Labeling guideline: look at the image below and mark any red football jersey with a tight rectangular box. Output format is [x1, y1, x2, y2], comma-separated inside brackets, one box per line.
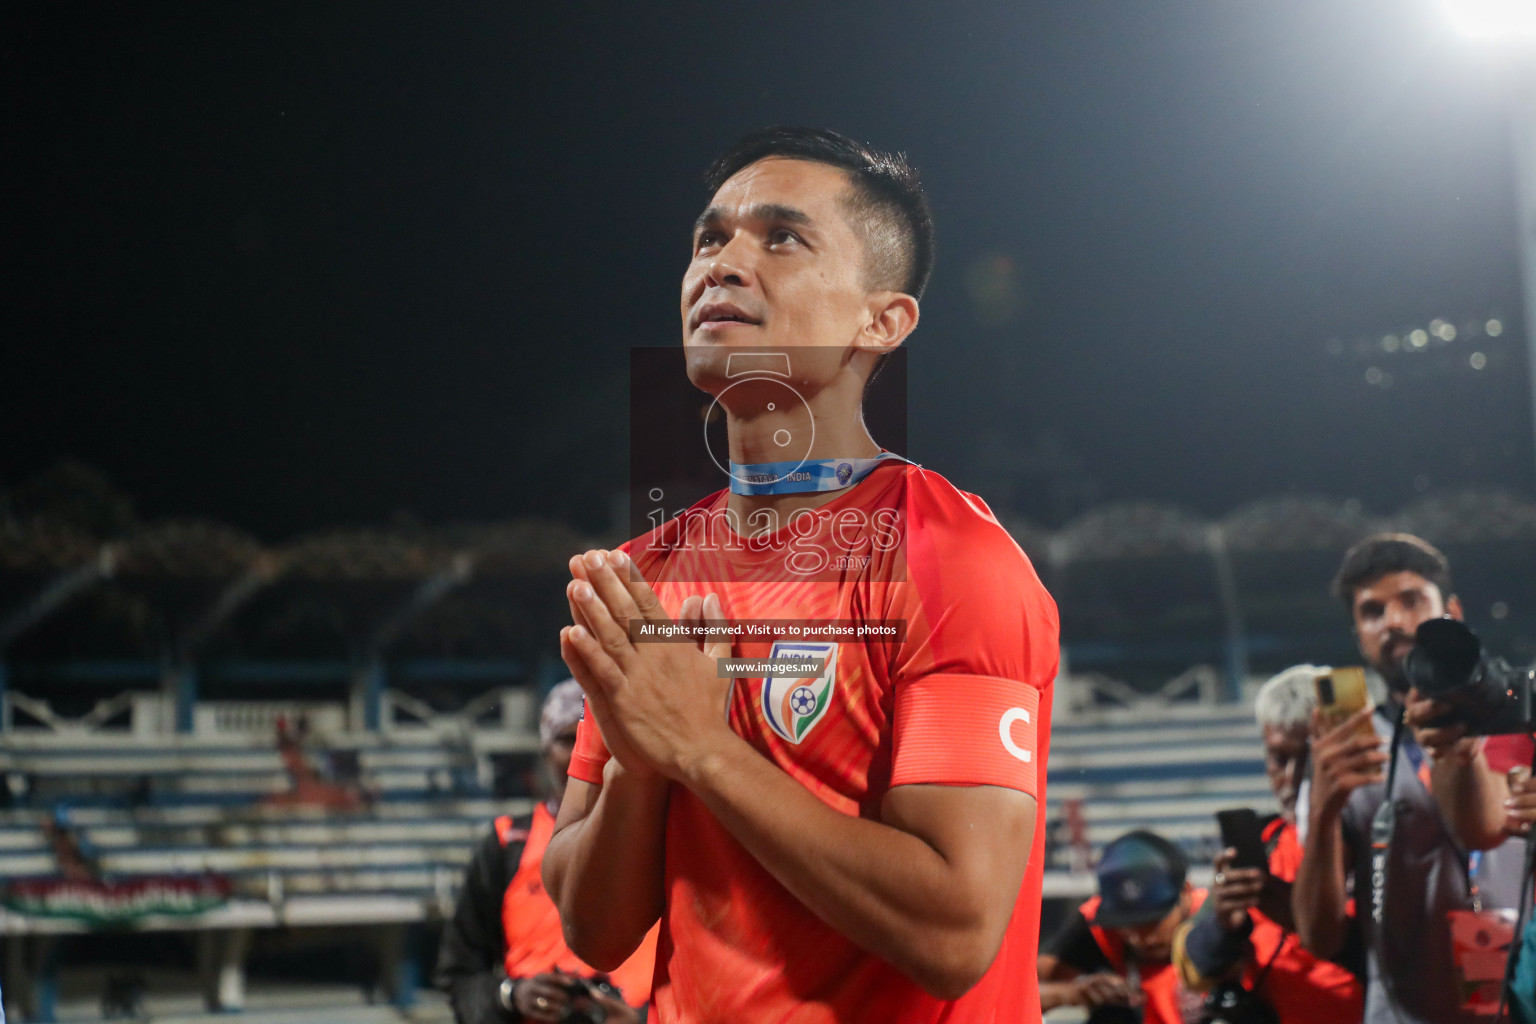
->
[569, 461, 1059, 1023]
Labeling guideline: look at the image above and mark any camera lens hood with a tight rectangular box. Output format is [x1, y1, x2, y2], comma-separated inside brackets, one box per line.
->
[1406, 617, 1482, 697]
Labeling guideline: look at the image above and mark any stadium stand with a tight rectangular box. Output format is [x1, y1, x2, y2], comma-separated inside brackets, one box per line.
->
[1042, 704, 1269, 892]
[0, 711, 542, 1020]
[0, 706, 1273, 1018]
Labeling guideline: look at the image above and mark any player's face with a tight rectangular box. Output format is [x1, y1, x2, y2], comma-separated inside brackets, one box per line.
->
[681, 157, 880, 394]
[1351, 571, 1460, 691]
[1263, 722, 1308, 824]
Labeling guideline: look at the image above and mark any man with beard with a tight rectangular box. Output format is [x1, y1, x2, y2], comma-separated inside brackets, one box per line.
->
[1293, 534, 1502, 1023]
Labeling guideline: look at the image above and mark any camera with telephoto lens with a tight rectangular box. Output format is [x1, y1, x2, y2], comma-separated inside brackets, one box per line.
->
[557, 975, 622, 1024]
[1403, 617, 1536, 736]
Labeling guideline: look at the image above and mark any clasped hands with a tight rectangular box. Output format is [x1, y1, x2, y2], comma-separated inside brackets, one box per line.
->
[558, 548, 738, 782]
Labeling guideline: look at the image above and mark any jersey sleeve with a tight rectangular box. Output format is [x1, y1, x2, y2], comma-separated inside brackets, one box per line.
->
[568, 698, 611, 785]
[887, 484, 1060, 797]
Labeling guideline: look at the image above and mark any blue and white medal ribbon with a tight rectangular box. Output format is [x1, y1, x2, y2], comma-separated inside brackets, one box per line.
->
[728, 451, 908, 496]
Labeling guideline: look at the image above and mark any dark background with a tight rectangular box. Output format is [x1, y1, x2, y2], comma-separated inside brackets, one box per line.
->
[4, 1, 1531, 539]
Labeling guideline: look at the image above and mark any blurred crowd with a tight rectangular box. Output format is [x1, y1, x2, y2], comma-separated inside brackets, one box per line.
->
[1037, 532, 1536, 1024]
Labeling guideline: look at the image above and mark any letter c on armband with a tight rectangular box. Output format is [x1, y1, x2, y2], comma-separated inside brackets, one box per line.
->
[999, 707, 1033, 763]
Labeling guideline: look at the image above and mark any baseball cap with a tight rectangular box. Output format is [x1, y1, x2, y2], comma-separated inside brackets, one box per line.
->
[1093, 830, 1188, 929]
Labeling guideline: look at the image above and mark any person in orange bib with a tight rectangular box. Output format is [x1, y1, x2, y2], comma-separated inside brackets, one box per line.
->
[436, 680, 656, 1023]
[1040, 830, 1208, 1024]
[1173, 665, 1364, 1024]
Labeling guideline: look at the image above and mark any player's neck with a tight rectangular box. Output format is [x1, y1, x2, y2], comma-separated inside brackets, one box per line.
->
[723, 400, 881, 532]
[725, 399, 879, 466]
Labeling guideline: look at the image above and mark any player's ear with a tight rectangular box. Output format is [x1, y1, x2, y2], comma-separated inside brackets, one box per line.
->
[859, 291, 919, 357]
[1445, 594, 1465, 621]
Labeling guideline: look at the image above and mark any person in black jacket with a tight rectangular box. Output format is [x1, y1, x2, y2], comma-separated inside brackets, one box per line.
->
[435, 681, 649, 1023]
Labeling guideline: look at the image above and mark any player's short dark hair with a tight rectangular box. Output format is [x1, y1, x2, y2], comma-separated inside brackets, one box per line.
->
[704, 126, 935, 300]
[1332, 533, 1455, 611]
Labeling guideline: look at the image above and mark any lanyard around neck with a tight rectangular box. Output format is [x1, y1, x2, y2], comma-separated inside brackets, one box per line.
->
[728, 452, 907, 496]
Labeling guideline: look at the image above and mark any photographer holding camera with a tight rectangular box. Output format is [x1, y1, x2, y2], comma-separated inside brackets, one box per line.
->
[1398, 594, 1536, 1019]
[1294, 534, 1524, 1023]
[435, 681, 654, 1023]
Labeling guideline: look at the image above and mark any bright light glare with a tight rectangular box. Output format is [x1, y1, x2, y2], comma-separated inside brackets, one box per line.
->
[1440, 0, 1536, 38]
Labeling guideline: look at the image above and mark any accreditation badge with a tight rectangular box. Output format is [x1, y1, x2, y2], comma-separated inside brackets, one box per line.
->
[1448, 907, 1519, 1015]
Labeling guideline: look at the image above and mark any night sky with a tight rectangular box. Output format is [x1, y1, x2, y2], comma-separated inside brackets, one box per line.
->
[4, 1, 1532, 540]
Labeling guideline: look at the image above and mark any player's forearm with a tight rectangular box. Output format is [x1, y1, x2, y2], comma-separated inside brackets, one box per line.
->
[543, 768, 669, 970]
[677, 734, 1021, 999]
[1292, 806, 1350, 957]
[1430, 749, 1508, 851]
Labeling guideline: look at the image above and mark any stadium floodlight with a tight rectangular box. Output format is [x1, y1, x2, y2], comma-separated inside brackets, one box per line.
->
[1435, 1, 1536, 486]
[1439, 0, 1536, 39]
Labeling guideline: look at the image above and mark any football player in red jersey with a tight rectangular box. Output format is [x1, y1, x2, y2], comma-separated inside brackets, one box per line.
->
[542, 127, 1060, 1023]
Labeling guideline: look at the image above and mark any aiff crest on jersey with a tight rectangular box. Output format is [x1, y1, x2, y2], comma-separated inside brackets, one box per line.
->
[762, 641, 838, 743]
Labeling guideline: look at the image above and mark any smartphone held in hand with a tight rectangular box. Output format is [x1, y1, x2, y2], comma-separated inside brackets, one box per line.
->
[1314, 667, 1375, 738]
[1215, 808, 1269, 873]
